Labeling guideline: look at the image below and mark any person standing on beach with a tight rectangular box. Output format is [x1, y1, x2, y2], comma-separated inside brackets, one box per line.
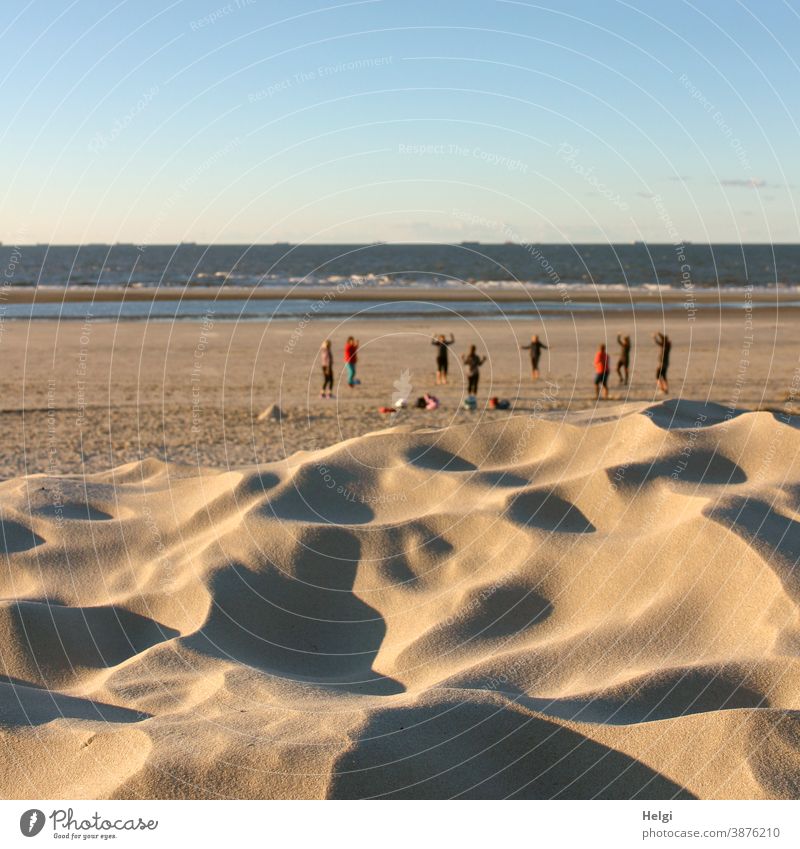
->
[463, 345, 487, 395]
[344, 336, 360, 387]
[594, 343, 610, 400]
[432, 333, 455, 384]
[520, 334, 548, 380]
[320, 339, 334, 398]
[616, 334, 631, 385]
[654, 332, 671, 394]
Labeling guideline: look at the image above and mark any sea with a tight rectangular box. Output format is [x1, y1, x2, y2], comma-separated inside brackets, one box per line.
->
[0, 242, 796, 321]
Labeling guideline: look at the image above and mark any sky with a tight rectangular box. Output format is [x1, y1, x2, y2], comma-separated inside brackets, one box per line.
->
[2, 0, 800, 244]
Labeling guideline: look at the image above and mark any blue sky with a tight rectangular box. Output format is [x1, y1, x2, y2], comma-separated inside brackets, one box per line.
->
[2, 0, 799, 243]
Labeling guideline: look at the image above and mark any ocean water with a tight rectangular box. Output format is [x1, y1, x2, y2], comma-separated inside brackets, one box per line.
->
[0, 243, 796, 319]
[0, 297, 751, 322]
[2, 243, 797, 289]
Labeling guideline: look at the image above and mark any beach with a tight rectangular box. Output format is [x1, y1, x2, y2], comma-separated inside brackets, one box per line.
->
[0, 306, 793, 477]
[4, 0, 800, 823]
[2, 308, 800, 799]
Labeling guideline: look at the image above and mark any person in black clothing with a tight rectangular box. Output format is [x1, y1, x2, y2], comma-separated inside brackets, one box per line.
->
[320, 339, 334, 398]
[432, 333, 455, 384]
[654, 332, 671, 394]
[616, 334, 631, 385]
[462, 344, 486, 395]
[520, 334, 548, 380]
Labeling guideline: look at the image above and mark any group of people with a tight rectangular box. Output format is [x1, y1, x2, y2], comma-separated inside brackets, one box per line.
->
[319, 330, 672, 401]
[414, 335, 491, 396]
[592, 332, 670, 399]
[319, 333, 492, 398]
[319, 336, 360, 398]
[513, 331, 670, 400]
[431, 334, 486, 394]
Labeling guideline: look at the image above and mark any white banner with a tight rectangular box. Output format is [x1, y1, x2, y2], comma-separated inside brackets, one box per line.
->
[0, 800, 796, 848]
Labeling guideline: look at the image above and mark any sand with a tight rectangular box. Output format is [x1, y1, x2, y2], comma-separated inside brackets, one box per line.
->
[7, 283, 798, 304]
[0, 310, 795, 477]
[2, 312, 800, 798]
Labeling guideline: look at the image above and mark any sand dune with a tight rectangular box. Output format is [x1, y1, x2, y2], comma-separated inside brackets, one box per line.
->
[2, 399, 800, 799]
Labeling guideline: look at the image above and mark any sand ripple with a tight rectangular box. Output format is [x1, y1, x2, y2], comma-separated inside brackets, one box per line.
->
[1, 400, 800, 798]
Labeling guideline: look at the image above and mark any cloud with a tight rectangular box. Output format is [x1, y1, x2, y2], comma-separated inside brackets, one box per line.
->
[720, 178, 767, 188]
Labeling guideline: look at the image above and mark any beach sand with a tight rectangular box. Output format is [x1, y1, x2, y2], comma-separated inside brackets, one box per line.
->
[0, 309, 794, 476]
[1, 311, 800, 798]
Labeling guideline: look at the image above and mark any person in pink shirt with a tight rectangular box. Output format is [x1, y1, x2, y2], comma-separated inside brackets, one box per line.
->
[594, 343, 610, 400]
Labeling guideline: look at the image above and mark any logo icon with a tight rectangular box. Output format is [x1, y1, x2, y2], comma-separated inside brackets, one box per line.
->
[19, 809, 46, 837]
[392, 369, 412, 407]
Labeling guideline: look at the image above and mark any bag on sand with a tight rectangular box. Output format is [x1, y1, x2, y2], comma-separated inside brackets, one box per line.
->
[463, 395, 477, 410]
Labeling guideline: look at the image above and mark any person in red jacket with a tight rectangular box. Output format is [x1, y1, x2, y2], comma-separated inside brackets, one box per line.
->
[344, 336, 360, 387]
[594, 343, 610, 400]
